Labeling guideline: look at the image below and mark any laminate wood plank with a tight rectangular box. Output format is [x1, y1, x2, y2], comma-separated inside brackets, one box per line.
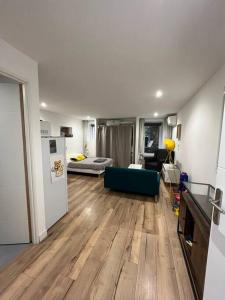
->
[24, 237, 68, 278]
[156, 235, 180, 300]
[0, 241, 53, 293]
[130, 203, 144, 264]
[42, 274, 73, 300]
[0, 273, 33, 300]
[20, 233, 93, 299]
[68, 177, 98, 202]
[18, 202, 115, 299]
[0, 192, 107, 298]
[0, 175, 194, 300]
[87, 204, 137, 300]
[114, 261, 138, 300]
[22, 190, 120, 299]
[67, 182, 96, 209]
[67, 198, 133, 299]
[62, 193, 108, 238]
[120, 200, 140, 263]
[65, 196, 133, 299]
[143, 201, 156, 234]
[69, 208, 113, 280]
[135, 233, 157, 300]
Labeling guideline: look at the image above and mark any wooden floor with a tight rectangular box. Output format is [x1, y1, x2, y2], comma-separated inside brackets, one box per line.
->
[0, 174, 194, 300]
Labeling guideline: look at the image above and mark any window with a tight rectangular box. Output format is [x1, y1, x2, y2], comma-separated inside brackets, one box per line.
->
[144, 122, 162, 152]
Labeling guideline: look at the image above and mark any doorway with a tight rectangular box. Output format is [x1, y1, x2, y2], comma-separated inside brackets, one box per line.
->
[0, 74, 31, 269]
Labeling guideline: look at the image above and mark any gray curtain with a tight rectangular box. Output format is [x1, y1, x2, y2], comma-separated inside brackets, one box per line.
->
[138, 118, 145, 155]
[83, 120, 88, 153]
[115, 125, 133, 167]
[96, 124, 134, 167]
[96, 125, 107, 157]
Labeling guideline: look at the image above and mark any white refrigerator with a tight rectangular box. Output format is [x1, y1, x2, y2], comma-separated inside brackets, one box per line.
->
[42, 137, 68, 230]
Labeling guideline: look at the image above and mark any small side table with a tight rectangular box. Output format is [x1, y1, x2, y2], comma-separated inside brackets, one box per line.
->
[162, 163, 180, 184]
[128, 164, 142, 169]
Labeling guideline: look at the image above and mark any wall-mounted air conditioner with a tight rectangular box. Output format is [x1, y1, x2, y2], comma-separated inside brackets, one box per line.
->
[106, 120, 120, 126]
[167, 115, 177, 127]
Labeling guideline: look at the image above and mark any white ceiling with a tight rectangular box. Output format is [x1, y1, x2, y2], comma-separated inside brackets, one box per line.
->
[0, 0, 225, 118]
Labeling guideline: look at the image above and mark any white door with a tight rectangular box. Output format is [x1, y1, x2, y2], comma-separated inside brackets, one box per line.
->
[0, 83, 30, 244]
[204, 98, 225, 299]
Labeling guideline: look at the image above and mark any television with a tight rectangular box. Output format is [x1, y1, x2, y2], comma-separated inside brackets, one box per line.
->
[60, 126, 73, 137]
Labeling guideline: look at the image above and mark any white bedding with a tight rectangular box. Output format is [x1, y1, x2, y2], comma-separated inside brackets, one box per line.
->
[67, 156, 113, 174]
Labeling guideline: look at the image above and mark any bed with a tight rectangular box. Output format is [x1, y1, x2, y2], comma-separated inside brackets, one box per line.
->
[67, 157, 113, 176]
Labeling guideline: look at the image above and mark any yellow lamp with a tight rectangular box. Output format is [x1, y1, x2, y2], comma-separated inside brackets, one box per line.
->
[164, 139, 175, 151]
[164, 139, 175, 164]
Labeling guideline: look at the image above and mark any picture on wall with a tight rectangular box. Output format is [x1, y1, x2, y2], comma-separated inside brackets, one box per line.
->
[60, 126, 73, 137]
[177, 124, 182, 140]
[50, 155, 65, 183]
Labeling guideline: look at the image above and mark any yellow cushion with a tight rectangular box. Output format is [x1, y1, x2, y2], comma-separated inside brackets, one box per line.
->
[75, 153, 86, 161]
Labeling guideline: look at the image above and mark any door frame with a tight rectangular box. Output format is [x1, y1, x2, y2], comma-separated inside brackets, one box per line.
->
[0, 70, 39, 244]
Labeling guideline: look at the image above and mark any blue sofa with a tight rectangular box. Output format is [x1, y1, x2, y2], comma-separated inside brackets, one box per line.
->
[104, 166, 160, 199]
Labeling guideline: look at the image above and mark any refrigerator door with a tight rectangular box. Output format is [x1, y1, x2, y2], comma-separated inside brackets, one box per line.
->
[42, 137, 68, 229]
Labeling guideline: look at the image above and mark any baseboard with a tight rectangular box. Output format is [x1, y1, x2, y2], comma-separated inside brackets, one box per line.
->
[39, 229, 48, 242]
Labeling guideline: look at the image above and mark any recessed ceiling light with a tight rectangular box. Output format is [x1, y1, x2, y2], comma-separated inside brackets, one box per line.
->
[154, 112, 159, 117]
[41, 102, 47, 108]
[87, 116, 90, 119]
[155, 90, 163, 98]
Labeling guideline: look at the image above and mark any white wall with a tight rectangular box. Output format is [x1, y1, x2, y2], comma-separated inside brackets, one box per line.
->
[0, 38, 46, 243]
[40, 110, 83, 156]
[173, 64, 225, 186]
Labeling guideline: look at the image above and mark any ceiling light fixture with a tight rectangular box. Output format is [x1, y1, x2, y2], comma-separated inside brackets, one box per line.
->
[87, 116, 90, 119]
[41, 102, 47, 108]
[154, 112, 159, 117]
[155, 90, 163, 98]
